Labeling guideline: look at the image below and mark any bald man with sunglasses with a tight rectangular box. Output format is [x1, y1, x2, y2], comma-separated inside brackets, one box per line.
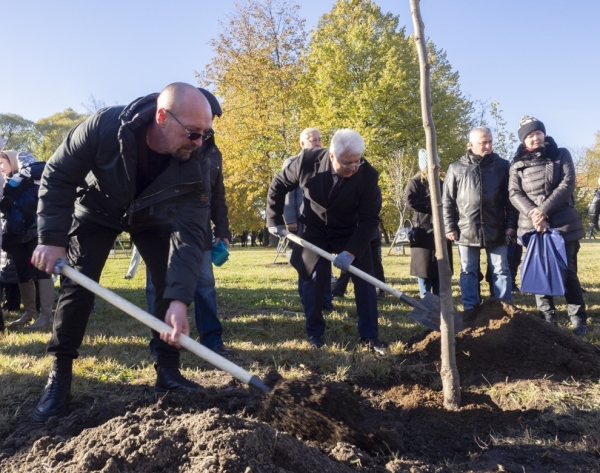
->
[31, 83, 214, 422]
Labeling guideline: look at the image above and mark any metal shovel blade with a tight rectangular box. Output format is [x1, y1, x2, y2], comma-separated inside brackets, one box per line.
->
[406, 292, 463, 333]
[53, 260, 271, 394]
[282, 230, 462, 333]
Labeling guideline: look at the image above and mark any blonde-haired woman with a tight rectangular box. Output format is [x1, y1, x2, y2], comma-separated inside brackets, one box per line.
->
[0, 151, 54, 330]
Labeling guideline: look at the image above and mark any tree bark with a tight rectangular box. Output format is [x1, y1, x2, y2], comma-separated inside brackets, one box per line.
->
[409, 0, 461, 410]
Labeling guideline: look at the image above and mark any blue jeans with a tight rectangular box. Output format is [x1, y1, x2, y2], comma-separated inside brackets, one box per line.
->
[417, 277, 440, 298]
[458, 244, 511, 309]
[146, 249, 223, 349]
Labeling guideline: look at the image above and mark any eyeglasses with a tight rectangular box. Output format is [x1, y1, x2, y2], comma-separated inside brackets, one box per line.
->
[166, 110, 214, 141]
[336, 157, 364, 170]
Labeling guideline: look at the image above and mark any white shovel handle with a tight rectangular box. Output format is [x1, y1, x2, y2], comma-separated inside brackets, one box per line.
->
[57, 261, 270, 393]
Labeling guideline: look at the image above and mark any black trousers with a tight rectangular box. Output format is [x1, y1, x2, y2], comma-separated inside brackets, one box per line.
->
[48, 217, 182, 371]
[535, 240, 586, 320]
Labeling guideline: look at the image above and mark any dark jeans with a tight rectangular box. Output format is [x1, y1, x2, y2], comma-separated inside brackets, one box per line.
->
[48, 218, 182, 371]
[303, 253, 378, 339]
[535, 240, 586, 320]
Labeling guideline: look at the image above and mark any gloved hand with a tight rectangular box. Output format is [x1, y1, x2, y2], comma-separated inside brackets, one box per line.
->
[268, 225, 286, 237]
[333, 251, 354, 271]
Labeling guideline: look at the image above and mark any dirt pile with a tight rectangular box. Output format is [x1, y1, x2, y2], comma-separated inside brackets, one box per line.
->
[409, 298, 600, 384]
[2, 299, 600, 472]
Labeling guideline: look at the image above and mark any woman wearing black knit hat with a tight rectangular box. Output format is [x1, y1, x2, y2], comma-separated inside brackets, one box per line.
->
[508, 116, 588, 335]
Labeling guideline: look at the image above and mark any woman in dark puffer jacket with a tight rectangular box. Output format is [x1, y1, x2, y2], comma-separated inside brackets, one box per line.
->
[508, 116, 587, 335]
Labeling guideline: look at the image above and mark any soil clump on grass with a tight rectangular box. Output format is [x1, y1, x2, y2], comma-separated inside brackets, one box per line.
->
[1, 299, 600, 472]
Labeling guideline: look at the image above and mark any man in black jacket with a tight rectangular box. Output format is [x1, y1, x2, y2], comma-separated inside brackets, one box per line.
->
[267, 129, 385, 354]
[145, 88, 233, 357]
[443, 126, 517, 312]
[31, 82, 213, 421]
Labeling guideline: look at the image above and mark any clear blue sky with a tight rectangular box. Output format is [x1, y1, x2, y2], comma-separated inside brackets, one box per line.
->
[3, 0, 599, 151]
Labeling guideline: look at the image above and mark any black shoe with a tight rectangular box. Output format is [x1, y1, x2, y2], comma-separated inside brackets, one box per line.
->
[33, 370, 72, 422]
[155, 365, 203, 393]
[210, 344, 234, 357]
[124, 275, 133, 280]
[360, 337, 388, 356]
[308, 335, 325, 349]
[323, 302, 335, 312]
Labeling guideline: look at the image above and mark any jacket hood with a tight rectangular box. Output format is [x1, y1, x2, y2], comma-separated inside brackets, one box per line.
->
[118, 93, 159, 129]
[0, 150, 19, 175]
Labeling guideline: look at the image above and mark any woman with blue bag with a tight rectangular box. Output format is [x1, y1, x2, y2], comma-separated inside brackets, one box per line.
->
[509, 117, 588, 335]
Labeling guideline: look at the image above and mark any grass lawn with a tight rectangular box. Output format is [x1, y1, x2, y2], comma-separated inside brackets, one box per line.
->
[1, 240, 599, 431]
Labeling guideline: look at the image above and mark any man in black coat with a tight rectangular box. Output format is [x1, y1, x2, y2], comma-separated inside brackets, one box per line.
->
[32, 83, 214, 421]
[267, 129, 385, 354]
[443, 126, 517, 312]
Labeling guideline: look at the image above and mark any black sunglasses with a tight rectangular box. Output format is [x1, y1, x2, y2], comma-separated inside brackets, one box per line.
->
[166, 110, 214, 141]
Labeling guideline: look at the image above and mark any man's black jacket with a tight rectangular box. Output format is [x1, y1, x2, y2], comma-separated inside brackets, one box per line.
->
[37, 93, 211, 304]
[266, 147, 380, 277]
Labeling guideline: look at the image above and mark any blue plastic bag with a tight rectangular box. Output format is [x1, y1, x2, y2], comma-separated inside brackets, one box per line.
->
[211, 239, 230, 267]
[519, 229, 567, 296]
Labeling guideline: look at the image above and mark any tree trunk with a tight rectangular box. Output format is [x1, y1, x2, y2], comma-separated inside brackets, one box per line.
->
[410, 0, 461, 410]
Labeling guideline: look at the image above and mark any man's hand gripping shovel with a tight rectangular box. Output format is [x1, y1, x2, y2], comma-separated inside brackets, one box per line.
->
[282, 231, 462, 333]
[51, 259, 272, 393]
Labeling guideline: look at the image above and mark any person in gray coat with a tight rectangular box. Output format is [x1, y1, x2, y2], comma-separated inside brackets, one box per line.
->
[509, 116, 588, 335]
[443, 126, 517, 312]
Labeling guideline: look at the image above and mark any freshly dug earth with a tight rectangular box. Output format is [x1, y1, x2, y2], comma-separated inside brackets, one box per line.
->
[2, 299, 600, 472]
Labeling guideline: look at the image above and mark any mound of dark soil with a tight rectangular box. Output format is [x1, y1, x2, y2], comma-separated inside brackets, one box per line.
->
[409, 298, 600, 385]
[2, 299, 599, 472]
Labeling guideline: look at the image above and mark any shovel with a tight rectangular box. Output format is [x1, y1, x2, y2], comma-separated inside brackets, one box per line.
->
[53, 260, 271, 393]
[282, 230, 462, 332]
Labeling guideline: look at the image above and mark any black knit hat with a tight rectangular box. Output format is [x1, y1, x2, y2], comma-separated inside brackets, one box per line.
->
[518, 116, 546, 143]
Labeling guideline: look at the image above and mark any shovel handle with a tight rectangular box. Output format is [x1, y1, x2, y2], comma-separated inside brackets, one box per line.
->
[56, 261, 270, 393]
[282, 231, 430, 313]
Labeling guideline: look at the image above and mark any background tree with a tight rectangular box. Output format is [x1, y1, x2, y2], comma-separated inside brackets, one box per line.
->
[33, 109, 88, 161]
[0, 113, 37, 152]
[573, 132, 600, 219]
[473, 100, 517, 160]
[299, 0, 473, 233]
[81, 95, 107, 114]
[197, 0, 307, 235]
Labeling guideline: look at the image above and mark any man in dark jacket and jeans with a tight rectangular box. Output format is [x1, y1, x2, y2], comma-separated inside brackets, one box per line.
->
[443, 126, 518, 312]
[31, 83, 214, 421]
[267, 129, 385, 355]
[509, 116, 588, 335]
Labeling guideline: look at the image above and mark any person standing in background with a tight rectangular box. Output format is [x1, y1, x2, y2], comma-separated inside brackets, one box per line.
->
[405, 150, 452, 298]
[509, 116, 588, 335]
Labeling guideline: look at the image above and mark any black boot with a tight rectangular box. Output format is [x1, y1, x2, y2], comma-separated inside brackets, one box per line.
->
[33, 370, 72, 421]
[571, 316, 589, 336]
[155, 365, 202, 393]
